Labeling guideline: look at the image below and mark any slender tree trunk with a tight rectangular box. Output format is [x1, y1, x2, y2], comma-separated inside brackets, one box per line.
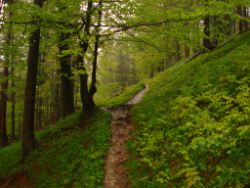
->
[74, 78, 78, 109]
[0, 65, 8, 147]
[22, 0, 44, 159]
[89, 0, 103, 110]
[184, 46, 190, 58]
[58, 33, 75, 118]
[11, 66, 15, 139]
[175, 42, 181, 61]
[237, 6, 248, 33]
[46, 97, 49, 125]
[54, 79, 60, 120]
[0, 0, 14, 147]
[203, 15, 213, 50]
[78, 0, 93, 115]
[77, 55, 91, 114]
[238, 6, 244, 33]
[242, 6, 248, 31]
[10, 7, 15, 140]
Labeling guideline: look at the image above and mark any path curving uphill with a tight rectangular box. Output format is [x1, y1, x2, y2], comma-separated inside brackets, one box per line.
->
[104, 85, 149, 188]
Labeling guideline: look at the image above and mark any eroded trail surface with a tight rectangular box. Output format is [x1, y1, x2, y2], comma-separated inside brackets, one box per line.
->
[104, 86, 149, 188]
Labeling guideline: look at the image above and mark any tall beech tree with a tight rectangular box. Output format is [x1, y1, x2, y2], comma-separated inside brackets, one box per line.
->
[22, 0, 44, 159]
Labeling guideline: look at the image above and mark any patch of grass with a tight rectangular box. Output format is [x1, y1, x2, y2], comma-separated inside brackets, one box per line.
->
[97, 82, 145, 107]
[128, 31, 250, 187]
[0, 143, 22, 178]
[0, 111, 112, 188]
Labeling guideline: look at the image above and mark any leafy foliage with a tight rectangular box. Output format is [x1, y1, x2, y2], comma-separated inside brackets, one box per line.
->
[128, 31, 250, 188]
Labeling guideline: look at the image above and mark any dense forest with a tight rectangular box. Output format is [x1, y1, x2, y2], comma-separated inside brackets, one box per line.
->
[0, 0, 249, 187]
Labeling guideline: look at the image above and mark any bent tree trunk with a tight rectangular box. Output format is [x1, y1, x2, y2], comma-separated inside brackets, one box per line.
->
[58, 33, 75, 118]
[22, 0, 43, 159]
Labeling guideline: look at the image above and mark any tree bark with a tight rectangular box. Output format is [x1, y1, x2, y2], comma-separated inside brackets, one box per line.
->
[0, 0, 14, 147]
[203, 15, 212, 50]
[58, 33, 75, 118]
[89, 0, 103, 109]
[54, 78, 60, 120]
[242, 6, 248, 31]
[238, 6, 244, 33]
[11, 66, 15, 139]
[78, 0, 93, 115]
[77, 55, 91, 114]
[0, 65, 8, 147]
[175, 42, 181, 61]
[184, 45, 190, 58]
[22, 0, 43, 159]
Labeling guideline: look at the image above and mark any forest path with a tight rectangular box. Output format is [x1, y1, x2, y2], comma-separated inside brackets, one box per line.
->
[104, 85, 149, 188]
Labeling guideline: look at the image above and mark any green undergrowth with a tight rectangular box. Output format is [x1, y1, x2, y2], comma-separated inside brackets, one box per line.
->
[0, 111, 111, 187]
[96, 82, 145, 108]
[128, 31, 250, 187]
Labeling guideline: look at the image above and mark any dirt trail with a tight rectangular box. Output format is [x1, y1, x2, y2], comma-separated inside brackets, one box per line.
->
[104, 85, 149, 188]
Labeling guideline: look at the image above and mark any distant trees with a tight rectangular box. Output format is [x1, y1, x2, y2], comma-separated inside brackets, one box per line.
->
[238, 6, 249, 32]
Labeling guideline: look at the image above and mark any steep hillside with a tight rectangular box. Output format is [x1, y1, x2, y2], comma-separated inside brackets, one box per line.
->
[0, 111, 111, 188]
[128, 31, 250, 187]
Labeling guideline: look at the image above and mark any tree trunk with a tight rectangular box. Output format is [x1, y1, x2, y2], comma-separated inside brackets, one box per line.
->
[78, 0, 93, 115]
[54, 79, 60, 120]
[0, 0, 14, 147]
[0, 66, 8, 147]
[175, 42, 181, 61]
[77, 55, 91, 114]
[238, 6, 244, 33]
[242, 6, 248, 31]
[22, 0, 43, 159]
[89, 0, 103, 110]
[237, 6, 248, 33]
[184, 45, 190, 58]
[11, 66, 15, 139]
[58, 33, 75, 118]
[203, 15, 213, 50]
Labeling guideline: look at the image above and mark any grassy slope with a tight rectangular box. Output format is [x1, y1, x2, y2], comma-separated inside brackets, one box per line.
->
[96, 83, 145, 108]
[128, 31, 250, 188]
[0, 111, 111, 188]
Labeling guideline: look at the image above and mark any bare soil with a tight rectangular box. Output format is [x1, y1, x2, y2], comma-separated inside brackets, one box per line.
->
[104, 86, 149, 188]
[0, 171, 33, 188]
